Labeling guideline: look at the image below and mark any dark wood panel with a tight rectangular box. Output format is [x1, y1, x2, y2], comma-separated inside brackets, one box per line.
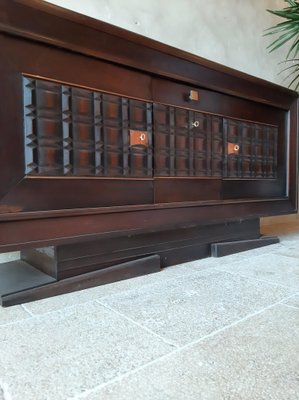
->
[211, 236, 279, 257]
[0, 38, 25, 200]
[154, 104, 223, 177]
[59, 239, 210, 275]
[57, 244, 210, 279]
[288, 99, 299, 207]
[0, 178, 154, 212]
[57, 218, 259, 278]
[0, 200, 294, 253]
[154, 178, 222, 203]
[222, 180, 285, 199]
[222, 111, 288, 199]
[223, 118, 278, 179]
[56, 218, 259, 260]
[0, 35, 152, 101]
[1, 255, 161, 307]
[0, 34, 153, 205]
[152, 79, 288, 198]
[22, 219, 260, 279]
[152, 79, 286, 125]
[24, 76, 153, 178]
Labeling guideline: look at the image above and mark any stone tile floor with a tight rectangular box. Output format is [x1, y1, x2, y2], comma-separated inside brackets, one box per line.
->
[0, 221, 299, 399]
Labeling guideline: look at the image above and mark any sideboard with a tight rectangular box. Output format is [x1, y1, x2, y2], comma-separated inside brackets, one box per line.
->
[0, 0, 297, 306]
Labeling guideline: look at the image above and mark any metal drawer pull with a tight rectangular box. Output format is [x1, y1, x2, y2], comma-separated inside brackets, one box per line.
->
[192, 121, 200, 128]
[130, 130, 149, 146]
[189, 90, 199, 101]
[227, 142, 240, 154]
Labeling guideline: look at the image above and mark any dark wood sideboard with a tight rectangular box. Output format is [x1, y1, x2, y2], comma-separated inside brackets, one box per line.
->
[0, 0, 297, 306]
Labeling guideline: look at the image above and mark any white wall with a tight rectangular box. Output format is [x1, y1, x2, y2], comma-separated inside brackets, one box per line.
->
[44, 0, 288, 86]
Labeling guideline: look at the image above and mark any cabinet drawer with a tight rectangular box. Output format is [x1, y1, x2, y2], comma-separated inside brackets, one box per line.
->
[152, 78, 285, 126]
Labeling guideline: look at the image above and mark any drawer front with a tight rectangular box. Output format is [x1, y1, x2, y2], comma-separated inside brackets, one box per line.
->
[152, 78, 284, 125]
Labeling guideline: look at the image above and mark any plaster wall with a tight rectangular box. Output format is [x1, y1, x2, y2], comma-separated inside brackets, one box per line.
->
[44, 0, 288, 86]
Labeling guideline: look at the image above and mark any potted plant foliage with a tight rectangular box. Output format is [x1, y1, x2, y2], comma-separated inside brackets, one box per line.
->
[265, 0, 299, 89]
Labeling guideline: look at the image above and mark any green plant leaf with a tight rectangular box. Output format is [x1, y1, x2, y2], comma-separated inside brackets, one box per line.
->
[267, 30, 299, 52]
[265, 0, 299, 89]
[278, 62, 299, 74]
[264, 20, 299, 35]
[287, 71, 299, 88]
[280, 66, 299, 83]
[268, 9, 299, 21]
[286, 37, 299, 58]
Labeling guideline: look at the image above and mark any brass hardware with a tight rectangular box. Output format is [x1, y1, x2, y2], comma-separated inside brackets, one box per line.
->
[130, 130, 149, 147]
[227, 142, 240, 155]
[192, 121, 200, 128]
[189, 90, 199, 101]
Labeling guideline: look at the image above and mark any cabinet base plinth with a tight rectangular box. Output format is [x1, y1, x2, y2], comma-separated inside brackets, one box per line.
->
[0, 218, 269, 307]
[0, 255, 161, 307]
[211, 236, 280, 257]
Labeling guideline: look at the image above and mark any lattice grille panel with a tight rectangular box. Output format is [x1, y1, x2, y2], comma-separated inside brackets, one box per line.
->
[23, 77, 278, 180]
[223, 118, 278, 179]
[154, 104, 223, 177]
[23, 77, 153, 177]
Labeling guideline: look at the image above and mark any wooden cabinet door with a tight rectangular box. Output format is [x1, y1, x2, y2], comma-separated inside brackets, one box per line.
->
[0, 36, 155, 214]
[153, 102, 222, 203]
[152, 78, 288, 203]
